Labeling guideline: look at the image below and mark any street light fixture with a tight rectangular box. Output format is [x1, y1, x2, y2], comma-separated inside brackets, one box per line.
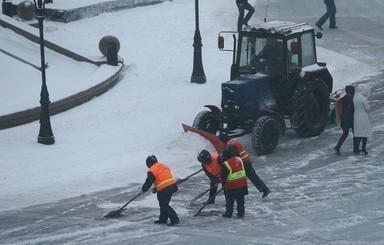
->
[34, 0, 55, 145]
[191, 0, 206, 84]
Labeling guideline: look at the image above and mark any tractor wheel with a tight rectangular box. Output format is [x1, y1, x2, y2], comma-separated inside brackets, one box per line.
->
[252, 115, 280, 155]
[290, 78, 330, 137]
[192, 111, 220, 134]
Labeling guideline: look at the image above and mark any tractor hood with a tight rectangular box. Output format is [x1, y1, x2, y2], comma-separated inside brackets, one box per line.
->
[221, 73, 277, 112]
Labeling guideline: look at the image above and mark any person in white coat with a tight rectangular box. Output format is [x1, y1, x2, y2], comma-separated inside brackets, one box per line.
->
[353, 84, 372, 155]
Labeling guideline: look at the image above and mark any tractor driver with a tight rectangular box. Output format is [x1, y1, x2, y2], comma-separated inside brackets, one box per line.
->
[250, 38, 284, 76]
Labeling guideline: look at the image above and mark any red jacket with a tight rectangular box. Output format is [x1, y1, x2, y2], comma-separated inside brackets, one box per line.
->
[222, 156, 247, 191]
[226, 139, 251, 163]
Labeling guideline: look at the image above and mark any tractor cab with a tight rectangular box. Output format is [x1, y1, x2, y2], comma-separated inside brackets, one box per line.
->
[220, 21, 324, 80]
[193, 21, 333, 155]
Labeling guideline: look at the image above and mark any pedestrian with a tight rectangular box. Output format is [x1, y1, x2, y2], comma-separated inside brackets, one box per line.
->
[353, 84, 372, 155]
[334, 85, 355, 155]
[197, 149, 223, 205]
[315, 0, 338, 30]
[219, 132, 271, 198]
[236, 0, 255, 32]
[220, 146, 248, 218]
[141, 155, 180, 226]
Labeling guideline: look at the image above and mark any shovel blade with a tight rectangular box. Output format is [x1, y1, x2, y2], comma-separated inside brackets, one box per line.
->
[103, 208, 125, 218]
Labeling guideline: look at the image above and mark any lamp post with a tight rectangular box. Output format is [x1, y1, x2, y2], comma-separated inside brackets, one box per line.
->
[34, 0, 55, 145]
[191, 0, 206, 84]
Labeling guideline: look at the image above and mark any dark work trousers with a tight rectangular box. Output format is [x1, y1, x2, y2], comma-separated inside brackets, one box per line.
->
[208, 179, 219, 201]
[236, 0, 255, 31]
[245, 161, 268, 192]
[316, 2, 337, 28]
[335, 126, 353, 151]
[224, 191, 245, 217]
[157, 190, 179, 223]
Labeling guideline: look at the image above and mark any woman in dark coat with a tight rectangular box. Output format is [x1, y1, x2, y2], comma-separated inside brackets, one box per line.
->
[334, 85, 355, 155]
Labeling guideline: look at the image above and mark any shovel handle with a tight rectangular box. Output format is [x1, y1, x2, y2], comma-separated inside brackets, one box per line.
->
[120, 191, 142, 210]
[151, 168, 204, 192]
[176, 168, 203, 185]
[194, 187, 224, 217]
[190, 182, 220, 205]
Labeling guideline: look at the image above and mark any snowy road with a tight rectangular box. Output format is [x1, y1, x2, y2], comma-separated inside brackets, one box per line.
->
[2, 79, 384, 243]
[1, 107, 384, 244]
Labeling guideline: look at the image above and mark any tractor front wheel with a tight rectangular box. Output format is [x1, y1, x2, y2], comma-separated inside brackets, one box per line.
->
[192, 111, 220, 134]
[252, 115, 280, 155]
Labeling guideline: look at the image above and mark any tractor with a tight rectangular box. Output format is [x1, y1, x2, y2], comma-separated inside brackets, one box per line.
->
[193, 21, 333, 155]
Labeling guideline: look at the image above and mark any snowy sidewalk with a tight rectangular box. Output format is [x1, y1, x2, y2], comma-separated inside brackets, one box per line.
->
[0, 0, 172, 129]
[0, 14, 123, 129]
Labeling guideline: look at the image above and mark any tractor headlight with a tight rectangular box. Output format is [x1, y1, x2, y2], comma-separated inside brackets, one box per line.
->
[223, 103, 240, 110]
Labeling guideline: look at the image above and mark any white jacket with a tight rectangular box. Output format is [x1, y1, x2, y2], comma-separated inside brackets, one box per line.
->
[353, 84, 372, 137]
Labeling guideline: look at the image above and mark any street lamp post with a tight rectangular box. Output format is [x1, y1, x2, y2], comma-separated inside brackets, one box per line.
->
[191, 0, 206, 84]
[34, 0, 55, 145]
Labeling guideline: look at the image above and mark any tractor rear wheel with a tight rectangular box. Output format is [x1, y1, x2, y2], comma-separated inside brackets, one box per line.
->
[192, 111, 220, 134]
[290, 78, 330, 137]
[252, 115, 280, 155]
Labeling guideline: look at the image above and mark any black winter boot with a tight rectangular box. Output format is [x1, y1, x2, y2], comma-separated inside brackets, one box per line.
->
[334, 146, 341, 156]
[262, 188, 271, 199]
[154, 220, 167, 224]
[203, 199, 215, 205]
[167, 219, 180, 226]
[353, 137, 361, 154]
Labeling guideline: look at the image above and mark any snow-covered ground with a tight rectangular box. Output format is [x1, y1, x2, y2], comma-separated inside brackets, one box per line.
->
[1, 0, 384, 244]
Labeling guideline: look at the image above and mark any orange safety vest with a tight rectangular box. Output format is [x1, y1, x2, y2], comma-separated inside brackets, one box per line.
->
[226, 139, 251, 163]
[223, 156, 247, 190]
[149, 162, 176, 191]
[203, 153, 222, 182]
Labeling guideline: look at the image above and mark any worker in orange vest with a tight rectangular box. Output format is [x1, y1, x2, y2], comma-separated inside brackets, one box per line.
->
[141, 155, 179, 226]
[219, 132, 271, 199]
[197, 149, 223, 205]
[220, 146, 248, 218]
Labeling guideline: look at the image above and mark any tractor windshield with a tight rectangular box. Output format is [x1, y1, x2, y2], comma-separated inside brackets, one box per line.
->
[238, 36, 284, 76]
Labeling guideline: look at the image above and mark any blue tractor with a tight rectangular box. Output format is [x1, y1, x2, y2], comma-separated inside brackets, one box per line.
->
[193, 21, 333, 155]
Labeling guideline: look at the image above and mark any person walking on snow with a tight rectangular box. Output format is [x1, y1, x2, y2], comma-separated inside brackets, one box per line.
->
[141, 155, 180, 226]
[219, 132, 271, 198]
[353, 84, 372, 155]
[334, 85, 355, 155]
[236, 0, 255, 32]
[197, 149, 223, 205]
[220, 146, 248, 218]
[315, 0, 338, 30]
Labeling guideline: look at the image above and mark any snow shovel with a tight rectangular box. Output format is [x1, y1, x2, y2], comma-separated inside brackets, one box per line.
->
[104, 191, 142, 218]
[189, 182, 220, 205]
[194, 187, 223, 217]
